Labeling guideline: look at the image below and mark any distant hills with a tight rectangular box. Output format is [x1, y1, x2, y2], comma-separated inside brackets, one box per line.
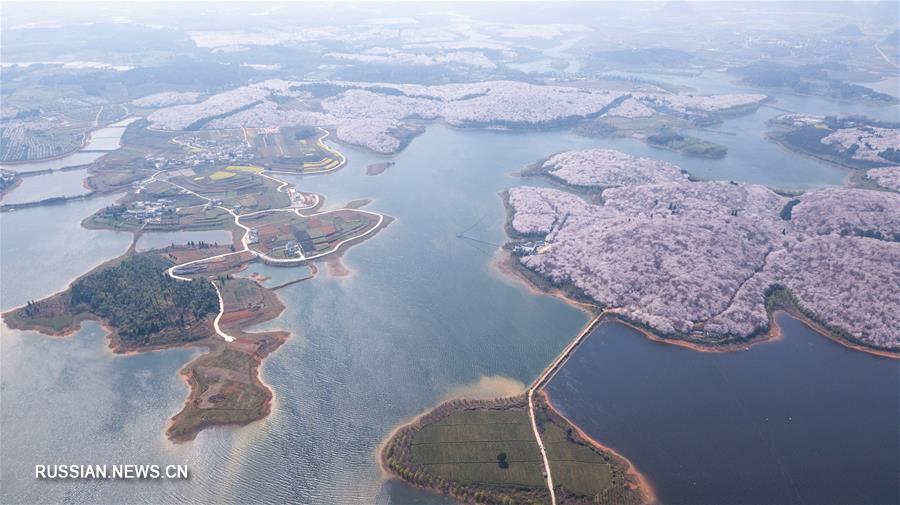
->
[830, 24, 864, 37]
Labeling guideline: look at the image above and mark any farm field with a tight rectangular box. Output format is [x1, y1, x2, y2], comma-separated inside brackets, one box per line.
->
[243, 209, 379, 259]
[171, 170, 263, 197]
[543, 422, 613, 496]
[255, 127, 343, 173]
[170, 169, 291, 212]
[226, 165, 264, 173]
[172, 127, 343, 174]
[409, 408, 546, 488]
[646, 131, 727, 158]
[385, 399, 633, 504]
[165, 277, 288, 442]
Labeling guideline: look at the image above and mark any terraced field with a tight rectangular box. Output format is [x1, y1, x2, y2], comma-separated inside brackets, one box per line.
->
[259, 128, 344, 174]
[172, 171, 263, 197]
[209, 170, 236, 180]
[226, 165, 265, 173]
[173, 206, 234, 230]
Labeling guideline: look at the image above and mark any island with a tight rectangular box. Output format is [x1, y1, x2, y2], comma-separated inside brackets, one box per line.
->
[381, 393, 650, 505]
[645, 130, 727, 158]
[0, 170, 21, 198]
[366, 161, 395, 176]
[767, 114, 900, 170]
[731, 61, 899, 104]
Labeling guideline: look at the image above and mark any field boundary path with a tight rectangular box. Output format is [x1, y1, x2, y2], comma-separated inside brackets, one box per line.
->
[160, 139, 382, 342]
[526, 314, 604, 505]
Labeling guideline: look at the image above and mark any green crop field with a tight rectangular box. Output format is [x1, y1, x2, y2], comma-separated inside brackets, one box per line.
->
[402, 406, 619, 500]
[543, 422, 613, 496]
[409, 409, 546, 488]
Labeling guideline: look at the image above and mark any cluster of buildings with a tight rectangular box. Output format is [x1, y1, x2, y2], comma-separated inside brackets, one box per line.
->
[0, 171, 18, 192]
[286, 187, 316, 207]
[513, 240, 548, 257]
[284, 240, 304, 257]
[123, 198, 176, 224]
[145, 133, 256, 171]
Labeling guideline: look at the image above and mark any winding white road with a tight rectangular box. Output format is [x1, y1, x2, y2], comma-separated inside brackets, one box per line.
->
[160, 136, 382, 342]
[875, 44, 900, 70]
[264, 128, 347, 176]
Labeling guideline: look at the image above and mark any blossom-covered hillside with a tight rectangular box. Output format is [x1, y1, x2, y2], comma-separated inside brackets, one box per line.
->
[867, 166, 900, 191]
[142, 79, 767, 155]
[506, 149, 900, 351]
[533, 149, 687, 189]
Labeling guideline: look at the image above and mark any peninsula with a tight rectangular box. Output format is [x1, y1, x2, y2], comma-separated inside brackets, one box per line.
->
[505, 148, 900, 354]
[767, 114, 900, 170]
[2, 132, 390, 442]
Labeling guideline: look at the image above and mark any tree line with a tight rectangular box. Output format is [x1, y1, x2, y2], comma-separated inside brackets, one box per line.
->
[69, 254, 218, 345]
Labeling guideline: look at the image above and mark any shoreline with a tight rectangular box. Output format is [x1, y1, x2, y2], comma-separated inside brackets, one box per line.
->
[164, 276, 290, 442]
[377, 389, 654, 504]
[764, 130, 889, 173]
[2, 131, 399, 446]
[375, 377, 528, 480]
[772, 307, 900, 360]
[1, 116, 136, 167]
[493, 250, 599, 317]
[166, 329, 289, 443]
[377, 394, 551, 505]
[493, 239, 898, 360]
[4, 203, 394, 445]
[612, 315, 782, 355]
[538, 390, 658, 504]
[0, 176, 23, 199]
[1, 251, 289, 444]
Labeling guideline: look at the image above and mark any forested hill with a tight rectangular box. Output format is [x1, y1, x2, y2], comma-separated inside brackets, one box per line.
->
[69, 254, 218, 346]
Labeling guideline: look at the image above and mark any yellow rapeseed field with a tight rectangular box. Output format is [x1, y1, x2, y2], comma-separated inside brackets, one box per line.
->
[209, 171, 237, 180]
[226, 165, 264, 173]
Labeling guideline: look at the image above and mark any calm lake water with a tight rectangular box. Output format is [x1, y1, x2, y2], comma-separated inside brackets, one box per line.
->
[1, 126, 596, 504]
[1, 77, 897, 504]
[1, 168, 93, 204]
[0, 119, 137, 204]
[0, 120, 135, 174]
[546, 317, 900, 505]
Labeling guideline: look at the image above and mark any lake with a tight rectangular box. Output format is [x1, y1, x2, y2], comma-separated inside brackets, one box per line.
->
[1, 79, 896, 504]
[0, 118, 136, 174]
[0, 126, 597, 504]
[1, 168, 93, 205]
[0, 118, 137, 205]
[545, 316, 900, 505]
